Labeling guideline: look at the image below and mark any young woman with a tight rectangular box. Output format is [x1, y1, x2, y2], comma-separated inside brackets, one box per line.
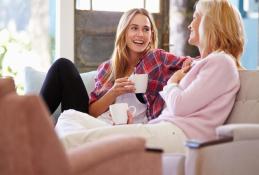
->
[40, 8, 185, 124]
[56, 0, 245, 153]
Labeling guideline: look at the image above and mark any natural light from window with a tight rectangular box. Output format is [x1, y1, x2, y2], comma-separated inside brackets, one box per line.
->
[76, 0, 160, 13]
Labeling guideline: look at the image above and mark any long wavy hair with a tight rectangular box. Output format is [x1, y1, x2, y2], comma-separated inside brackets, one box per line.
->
[195, 0, 245, 69]
[105, 8, 158, 83]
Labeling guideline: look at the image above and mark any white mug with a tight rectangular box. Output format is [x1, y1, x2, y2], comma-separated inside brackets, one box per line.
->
[109, 103, 136, 125]
[129, 74, 148, 93]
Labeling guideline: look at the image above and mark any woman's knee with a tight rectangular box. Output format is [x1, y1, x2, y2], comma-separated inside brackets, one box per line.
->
[51, 58, 78, 75]
[53, 58, 74, 69]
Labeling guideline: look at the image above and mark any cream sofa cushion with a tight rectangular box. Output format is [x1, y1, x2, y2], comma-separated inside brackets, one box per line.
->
[226, 70, 259, 124]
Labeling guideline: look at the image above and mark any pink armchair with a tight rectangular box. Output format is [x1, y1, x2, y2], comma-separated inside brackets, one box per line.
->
[0, 77, 162, 175]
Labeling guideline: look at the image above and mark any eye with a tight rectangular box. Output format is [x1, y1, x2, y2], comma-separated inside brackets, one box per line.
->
[130, 26, 138, 31]
[143, 27, 150, 32]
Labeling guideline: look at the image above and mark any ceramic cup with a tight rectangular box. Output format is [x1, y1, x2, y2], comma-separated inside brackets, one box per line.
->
[109, 103, 136, 125]
[129, 74, 148, 93]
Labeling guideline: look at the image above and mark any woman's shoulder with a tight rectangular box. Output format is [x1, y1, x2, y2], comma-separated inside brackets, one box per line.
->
[144, 48, 180, 61]
[95, 60, 112, 80]
[147, 48, 173, 55]
[97, 59, 111, 71]
[206, 51, 237, 69]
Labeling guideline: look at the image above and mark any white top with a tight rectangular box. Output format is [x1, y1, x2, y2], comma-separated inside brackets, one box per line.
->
[98, 93, 148, 125]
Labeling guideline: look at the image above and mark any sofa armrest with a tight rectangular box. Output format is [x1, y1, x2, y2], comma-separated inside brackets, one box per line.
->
[68, 135, 162, 175]
[216, 124, 259, 141]
[68, 135, 145, 171]
[185, 124, 259, 149]
[185, 137, 233, 149]
[185, 125, 259, 175]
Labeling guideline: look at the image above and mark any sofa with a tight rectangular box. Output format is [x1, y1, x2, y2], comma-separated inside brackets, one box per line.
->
[23, 66, 259, 175]
[0, 77, 162, 175]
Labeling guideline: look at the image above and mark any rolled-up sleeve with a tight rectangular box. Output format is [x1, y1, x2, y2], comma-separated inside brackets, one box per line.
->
[89, 61, 111, 104]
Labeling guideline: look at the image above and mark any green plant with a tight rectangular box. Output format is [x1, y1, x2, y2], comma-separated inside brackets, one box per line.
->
[0, 29, 31, 94]
[0, 45, 7, 76]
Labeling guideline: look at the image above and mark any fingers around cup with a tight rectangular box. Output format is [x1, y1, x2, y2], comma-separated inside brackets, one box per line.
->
[127, 111, 134, 124]
[128, 106, 136, 116]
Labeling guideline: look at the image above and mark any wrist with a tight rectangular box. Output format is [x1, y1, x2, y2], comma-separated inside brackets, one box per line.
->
[108, 89, 118, 100]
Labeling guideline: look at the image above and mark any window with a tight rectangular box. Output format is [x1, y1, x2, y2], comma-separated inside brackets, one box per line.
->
[76, 0, 160, 13]
[0, 0, 53, 94]
[243, 0, 259, 18]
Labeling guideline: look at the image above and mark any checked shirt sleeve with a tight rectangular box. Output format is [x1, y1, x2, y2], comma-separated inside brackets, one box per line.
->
[135, 49, 189, 119]
[89, 61, 111, 104]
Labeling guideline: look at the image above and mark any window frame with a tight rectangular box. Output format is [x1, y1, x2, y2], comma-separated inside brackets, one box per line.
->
[76, 0, 160, 13]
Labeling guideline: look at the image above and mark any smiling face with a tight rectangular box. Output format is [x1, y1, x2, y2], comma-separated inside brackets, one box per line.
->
[125, 13, 152, 59]
[188, 11, 202, 47]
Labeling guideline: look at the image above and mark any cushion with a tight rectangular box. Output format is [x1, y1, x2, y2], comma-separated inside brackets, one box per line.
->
[226, 70, 259, 124]
[23, 66, 97, 123]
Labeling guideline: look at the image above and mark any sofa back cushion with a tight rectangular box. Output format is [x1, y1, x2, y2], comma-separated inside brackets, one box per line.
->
[24, 66, 97, 96]
[226, 70, 259, 124]
[78, 71, 97, 96]
[23, 66, 97, 123]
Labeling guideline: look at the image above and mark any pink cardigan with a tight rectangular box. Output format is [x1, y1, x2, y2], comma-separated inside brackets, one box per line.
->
[149, 51, 240, 141]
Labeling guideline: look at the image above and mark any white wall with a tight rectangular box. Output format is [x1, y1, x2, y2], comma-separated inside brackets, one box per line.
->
[56, 0, 74, 62]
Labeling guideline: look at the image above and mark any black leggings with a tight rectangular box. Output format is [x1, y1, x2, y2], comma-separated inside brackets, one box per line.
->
[40, 58, 89, 114]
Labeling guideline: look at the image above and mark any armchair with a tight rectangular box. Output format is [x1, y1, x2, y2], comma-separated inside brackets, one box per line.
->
[163, 70, 259, 175]
[0, 77, 162, 175]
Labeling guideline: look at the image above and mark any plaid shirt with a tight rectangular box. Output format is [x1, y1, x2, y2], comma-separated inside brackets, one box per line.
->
[90, 49, 186, 120]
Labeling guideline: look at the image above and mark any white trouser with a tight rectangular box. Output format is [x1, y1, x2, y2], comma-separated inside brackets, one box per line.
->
[55, 109, 187, 153]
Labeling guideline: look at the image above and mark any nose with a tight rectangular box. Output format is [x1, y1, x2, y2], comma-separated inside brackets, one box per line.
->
[137, 29, 144, 36]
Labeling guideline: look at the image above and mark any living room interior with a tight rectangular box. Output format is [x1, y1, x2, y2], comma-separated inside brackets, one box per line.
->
[1, 0, 259, 175]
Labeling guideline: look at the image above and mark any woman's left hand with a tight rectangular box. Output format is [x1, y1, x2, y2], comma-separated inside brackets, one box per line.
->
[168, 63, 191, 84]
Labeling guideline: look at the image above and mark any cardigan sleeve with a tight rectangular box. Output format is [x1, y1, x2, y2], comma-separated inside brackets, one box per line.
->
[162, 53, 239, 116]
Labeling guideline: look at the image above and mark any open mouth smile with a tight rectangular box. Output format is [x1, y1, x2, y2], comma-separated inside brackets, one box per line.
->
[133, 40, 144, 45]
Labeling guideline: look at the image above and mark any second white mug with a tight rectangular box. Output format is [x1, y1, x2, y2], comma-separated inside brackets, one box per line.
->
[109, 103, 136, 125]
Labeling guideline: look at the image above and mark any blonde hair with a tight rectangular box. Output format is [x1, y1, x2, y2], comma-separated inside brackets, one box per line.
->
[106, 8, 158, 82]
[195, 0, 245, 69]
